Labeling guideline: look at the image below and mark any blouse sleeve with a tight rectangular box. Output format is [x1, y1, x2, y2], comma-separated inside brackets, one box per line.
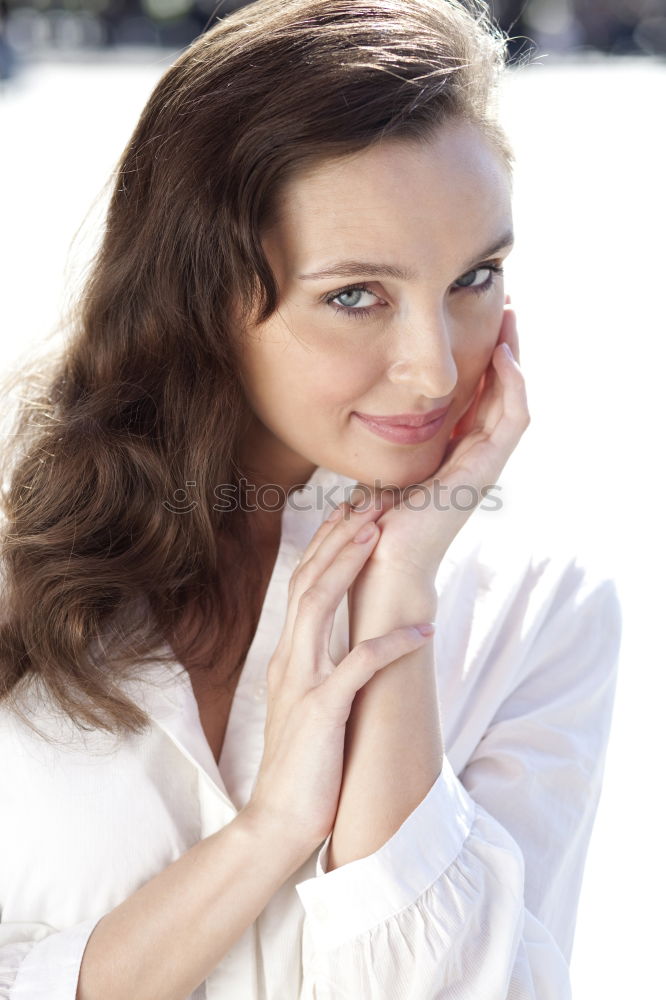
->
[0, 917, 101, 999]
[294, 557, 622, 1000]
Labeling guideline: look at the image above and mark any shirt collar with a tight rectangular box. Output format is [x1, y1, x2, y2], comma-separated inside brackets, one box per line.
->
[121, 464, 360, 804]
[280, 464, 360, 554]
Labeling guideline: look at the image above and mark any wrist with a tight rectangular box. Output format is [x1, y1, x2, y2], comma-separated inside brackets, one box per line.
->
[350, 570, 438, 636]
[233, 804, 313, 878]
[365, 542, 443, 588]
[353, 555, 439, 602]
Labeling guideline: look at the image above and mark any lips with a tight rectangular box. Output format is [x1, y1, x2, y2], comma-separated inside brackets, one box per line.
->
[352, 408, 449, 445]
[353, 404, 450, 428]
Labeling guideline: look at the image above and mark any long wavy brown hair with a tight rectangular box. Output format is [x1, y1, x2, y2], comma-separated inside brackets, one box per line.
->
[0, 0, 517, 742]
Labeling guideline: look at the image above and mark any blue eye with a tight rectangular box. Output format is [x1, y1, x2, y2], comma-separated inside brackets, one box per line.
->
[324, 263, 504, 321]
[455, 265, 504, 291]
[331, 287, 376, 310]
[323, 285, 380, 321]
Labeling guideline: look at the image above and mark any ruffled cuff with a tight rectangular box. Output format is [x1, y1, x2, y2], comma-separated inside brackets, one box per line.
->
[295, 754, 476, 952]
[8, 916, 101, 999]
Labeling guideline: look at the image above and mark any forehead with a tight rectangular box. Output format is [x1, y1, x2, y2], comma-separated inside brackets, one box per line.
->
[266, 121, 512, 271]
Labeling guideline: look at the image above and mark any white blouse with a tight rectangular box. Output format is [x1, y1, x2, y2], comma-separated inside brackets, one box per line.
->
[0, 463, 622, 999]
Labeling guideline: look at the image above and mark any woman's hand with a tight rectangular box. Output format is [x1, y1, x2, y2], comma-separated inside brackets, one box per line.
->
[240, 503, 432, 863]
[351, 299, 530, 583]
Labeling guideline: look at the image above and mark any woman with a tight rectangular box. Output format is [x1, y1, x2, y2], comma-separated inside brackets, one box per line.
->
[0, 1, 621, 998]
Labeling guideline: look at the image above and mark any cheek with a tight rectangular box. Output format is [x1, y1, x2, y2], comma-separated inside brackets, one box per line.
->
[279, 334, 383, 411]
[452, 314, 501, 401]
[454, 338, 492, 383]
[294, 359, 373, 413]
[456, 296, 504, 357]
[247, 348, 371, 423]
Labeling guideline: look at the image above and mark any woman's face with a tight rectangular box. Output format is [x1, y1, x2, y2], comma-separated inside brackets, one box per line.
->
[235, 119, 514, 495]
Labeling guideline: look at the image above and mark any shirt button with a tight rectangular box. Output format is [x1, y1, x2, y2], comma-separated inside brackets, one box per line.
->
[253, 682, 267, 701]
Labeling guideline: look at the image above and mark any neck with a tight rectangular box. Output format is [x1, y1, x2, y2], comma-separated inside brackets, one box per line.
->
[238, 413, 317, 498]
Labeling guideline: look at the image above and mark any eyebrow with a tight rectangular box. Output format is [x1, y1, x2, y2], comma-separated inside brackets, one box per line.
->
[297, 229, 515, 282]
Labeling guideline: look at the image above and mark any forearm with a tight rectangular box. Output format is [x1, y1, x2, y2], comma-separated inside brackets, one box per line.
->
[326, 575, 442, 872]
[76, 810, 304, 1000]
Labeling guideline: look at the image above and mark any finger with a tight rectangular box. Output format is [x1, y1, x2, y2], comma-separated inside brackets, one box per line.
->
[280, 504, 375, 669]
[270, 510, 345, 661]
[271, 501, 384, 676]
[450, 335, 527, 462]
[474, 306, 523, 431]
[288, 521, 382, 668]
[466, 348, 506, 434]
[301, 500, 362, 559]
[486, 341, 530, 447]
[473, 354, 502, 428]
[497, 305, 520, 366]
[452, 303, 517, 441]
[449, 370, 485, 442]
[318, 625, 435, 719]
[275, 508, 382, 676]
[285, 502, 356, 588]
[293, 498, 380, 590]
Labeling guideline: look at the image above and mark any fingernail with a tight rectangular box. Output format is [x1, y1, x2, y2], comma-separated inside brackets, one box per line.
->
[353, 522, 377, 543]
[415, 622, 436, 636]
[501, 343, 514, 361]
[326, 505, 342, 522]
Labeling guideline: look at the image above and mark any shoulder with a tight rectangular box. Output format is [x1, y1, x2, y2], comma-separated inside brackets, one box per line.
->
[438, 516, 621, 625]
[433, 518, 622, 703]
[432, 520, 622, 776]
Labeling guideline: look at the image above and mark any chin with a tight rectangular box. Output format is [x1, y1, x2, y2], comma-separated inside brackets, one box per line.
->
[354, 448, 446, 493]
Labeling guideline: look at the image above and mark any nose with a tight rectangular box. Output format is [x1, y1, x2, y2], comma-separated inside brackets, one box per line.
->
[386, 312, 458, 399]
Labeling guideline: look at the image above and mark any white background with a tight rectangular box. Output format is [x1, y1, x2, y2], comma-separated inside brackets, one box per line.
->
[1, 49, 664, 997]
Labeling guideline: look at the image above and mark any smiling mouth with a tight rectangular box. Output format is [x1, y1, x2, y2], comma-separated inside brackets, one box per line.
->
[352, 410, 449, 445]
[353, 404, 451, 428]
